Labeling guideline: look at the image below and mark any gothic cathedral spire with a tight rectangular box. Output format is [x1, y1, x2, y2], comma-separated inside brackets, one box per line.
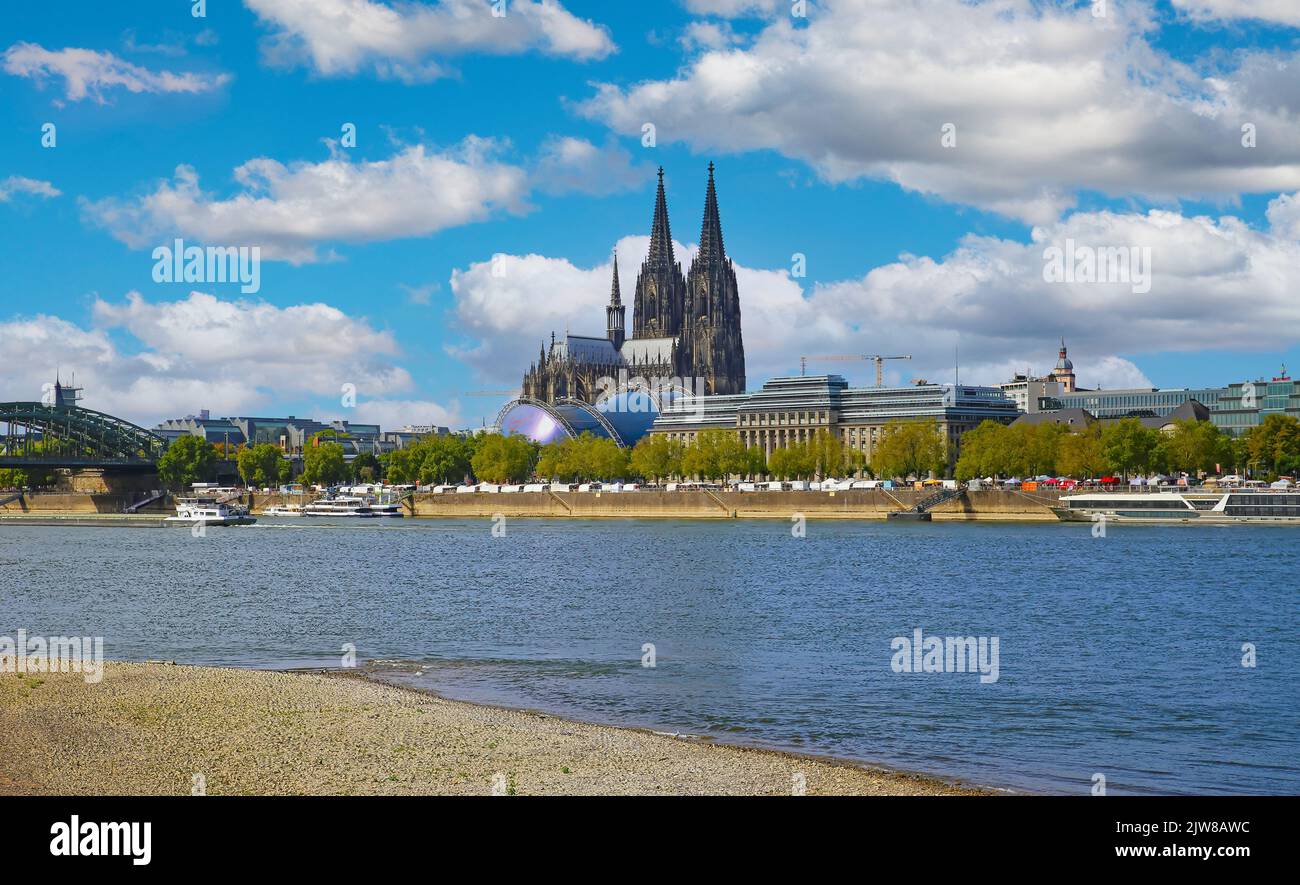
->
[684, 162, 745, 395]
[606, 252, 625, 350]
[633, 166, 686, 339]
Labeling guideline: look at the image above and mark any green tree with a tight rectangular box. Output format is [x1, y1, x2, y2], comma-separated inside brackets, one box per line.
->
[874, 419, 946, 480]
[583, 436, 630, 481]
[276, 457, 294, 485]
[157, 435, 218, 491]
[808, 428, 847, 478]
[384, 445, 422, 484]
[680, 430, 742, 481]
[1100, 418, 1161, 477]
[419, 434, 475, 485]
[236, 443, 285, 488]
[1241, 413, 1300, 477]
[629, 434, 685, 483]
[470, 433, 537, 484]
[954, 420, 1006, 480]
[302, 440, 349, 486]
[351, 451, 382, 483]
[1056, 425, 1107, 478]
[535, 439, 573, 482]
[1155, 419, 1230, 476]
[1017, 422, 1067, 477]
[767, 442, 815, 480]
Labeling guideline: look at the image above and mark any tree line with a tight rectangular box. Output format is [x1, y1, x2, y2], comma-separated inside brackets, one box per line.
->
[955, 414, 1300, 480]
[150, 412, 1300, 492]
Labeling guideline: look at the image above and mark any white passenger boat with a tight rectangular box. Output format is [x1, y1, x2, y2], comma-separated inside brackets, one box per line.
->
[262, 504, 306, 517]
[1054, 490, 1300, 524]
[165, 498, 257, 527]
[368, 495, 405, 518]
[303, 495, 377, 518]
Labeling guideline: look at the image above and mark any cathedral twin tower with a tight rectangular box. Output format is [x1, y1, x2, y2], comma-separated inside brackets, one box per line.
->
[522, 164, 747, 404]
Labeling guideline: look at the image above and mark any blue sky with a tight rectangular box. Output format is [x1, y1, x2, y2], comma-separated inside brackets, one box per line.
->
[3, 0, 1300, 430]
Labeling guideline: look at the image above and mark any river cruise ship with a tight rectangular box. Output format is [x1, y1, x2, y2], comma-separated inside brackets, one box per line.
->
[1054, 490, 1300, 524]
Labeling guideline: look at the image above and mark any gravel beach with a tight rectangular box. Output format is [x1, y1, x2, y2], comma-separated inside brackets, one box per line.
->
[0, 662, 985, 796]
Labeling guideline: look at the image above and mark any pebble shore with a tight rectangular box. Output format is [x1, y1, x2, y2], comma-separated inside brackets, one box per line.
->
[0, 662, 987, 796]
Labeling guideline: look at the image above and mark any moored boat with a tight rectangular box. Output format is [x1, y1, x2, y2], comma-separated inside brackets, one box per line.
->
[303, 495, 378, 518]
[165, 498, 257, 527]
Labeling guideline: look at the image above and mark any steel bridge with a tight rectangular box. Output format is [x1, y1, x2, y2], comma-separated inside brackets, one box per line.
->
[0, 402, 165, 470]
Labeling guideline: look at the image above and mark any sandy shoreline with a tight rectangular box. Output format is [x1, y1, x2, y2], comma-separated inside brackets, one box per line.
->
[0, 662, 988, 796]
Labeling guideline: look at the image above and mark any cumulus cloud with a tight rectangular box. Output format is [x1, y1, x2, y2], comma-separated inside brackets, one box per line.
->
[245, 0, 614, 81]
[532, 136, 650, 195]
[2, 42, 230, 104]
[1171, 1, 1300, 27]
[678, 21, 744, 53]
[82, 139, 531, 263]
[0, 176, 60, 202]
[83, 135, 652, 262]
[582, 0, 1300, 223]
[447, 200, 1300, 392]
[0, 291, 457, 428]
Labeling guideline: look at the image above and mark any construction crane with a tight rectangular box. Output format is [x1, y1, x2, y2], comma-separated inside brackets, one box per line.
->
[800, 354, 913, 387]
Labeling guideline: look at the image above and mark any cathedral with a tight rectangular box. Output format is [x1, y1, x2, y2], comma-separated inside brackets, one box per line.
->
[521, 164, 746, 404]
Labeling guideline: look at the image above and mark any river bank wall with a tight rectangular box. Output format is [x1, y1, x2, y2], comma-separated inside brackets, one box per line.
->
[0, 488, 1063, 522]
[402, 488, 1061, 521]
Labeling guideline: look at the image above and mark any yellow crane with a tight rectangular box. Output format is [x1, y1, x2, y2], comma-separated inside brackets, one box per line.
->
[800, 354, 913, 387]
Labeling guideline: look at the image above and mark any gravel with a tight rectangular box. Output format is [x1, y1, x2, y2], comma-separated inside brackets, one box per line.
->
[0, 663, 987, 796]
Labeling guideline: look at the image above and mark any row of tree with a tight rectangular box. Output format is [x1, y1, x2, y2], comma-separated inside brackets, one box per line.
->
[953, 415, 1300, 480]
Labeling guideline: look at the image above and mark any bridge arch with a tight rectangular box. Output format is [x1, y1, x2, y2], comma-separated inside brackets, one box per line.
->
[0, 402, 165, 469]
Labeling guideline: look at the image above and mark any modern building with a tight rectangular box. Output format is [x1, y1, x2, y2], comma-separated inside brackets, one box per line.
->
[1212, 372, 1300, 436]
[521, 164, 746, 404]
[154, 414, 439, 460]
[649, 374, 1018, 469]
[496, 390, 660, 448]
[999, 373, 1063, 414]
[1044, 387, 1226, 419]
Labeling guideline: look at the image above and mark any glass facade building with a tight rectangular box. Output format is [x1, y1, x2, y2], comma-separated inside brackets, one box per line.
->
[1047, 387, 1226, 419]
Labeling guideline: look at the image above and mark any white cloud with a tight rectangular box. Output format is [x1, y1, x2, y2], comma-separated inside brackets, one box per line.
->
[245, 0, 614, 81]
[0, 176, 60, 202]
[350, 397, 462, 429]
[678, 21, 744, 52]
[582, 0, 1300, 223]
[2, 42, 230, 104]
[533, 136, 650, 195]
[682, 0, 783, 16]
[0, 291, 456, 428]
[84, 135, 647, 262]
[447, 200, 1300, 392]
[1171, 1, 1300, 27]
[82, 139, 531, 263]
